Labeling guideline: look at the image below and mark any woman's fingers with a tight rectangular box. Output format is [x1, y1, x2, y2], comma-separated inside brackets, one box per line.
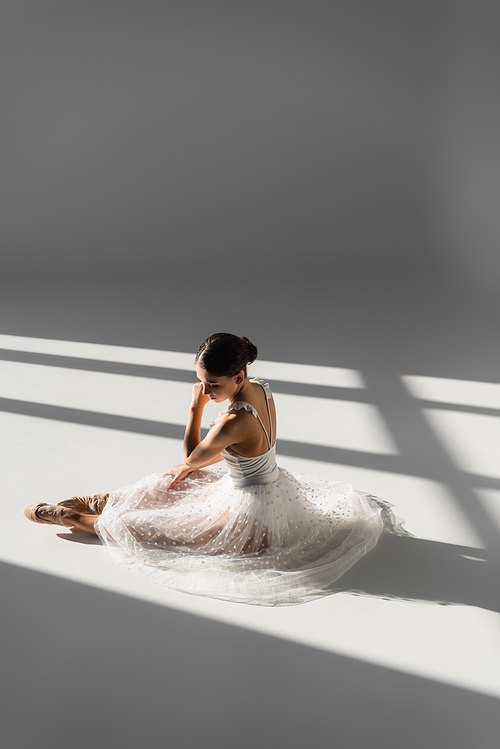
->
[191, 381, 210, 407]
[162, 470, 181, 488]
[161, 464, 190, 489]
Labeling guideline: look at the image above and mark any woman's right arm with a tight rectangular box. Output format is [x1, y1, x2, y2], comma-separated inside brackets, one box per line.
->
[162, 454, 224, 488]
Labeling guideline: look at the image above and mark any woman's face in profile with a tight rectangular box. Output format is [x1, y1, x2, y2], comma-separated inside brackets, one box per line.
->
[195, 364, 237, 403]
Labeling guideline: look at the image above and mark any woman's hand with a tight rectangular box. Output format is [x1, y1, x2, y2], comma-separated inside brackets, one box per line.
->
[162, 464, 192, 489]
[191, 381, 211, 409]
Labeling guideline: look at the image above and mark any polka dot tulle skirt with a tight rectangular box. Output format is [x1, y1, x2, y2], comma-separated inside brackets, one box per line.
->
[96, 466, 409, 606]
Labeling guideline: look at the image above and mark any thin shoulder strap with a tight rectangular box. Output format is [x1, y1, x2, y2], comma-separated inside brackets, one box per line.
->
[254, 407, 272, 449]
[252, 379, 273, 448]
[228, 380, 274, 448]
[227, 399, 272, 448]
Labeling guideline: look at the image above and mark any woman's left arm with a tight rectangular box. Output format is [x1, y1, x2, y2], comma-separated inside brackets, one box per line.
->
[183, 384, 237, 468]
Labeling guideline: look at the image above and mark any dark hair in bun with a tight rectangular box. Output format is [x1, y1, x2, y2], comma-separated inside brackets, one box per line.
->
[195, 333, 258, 377]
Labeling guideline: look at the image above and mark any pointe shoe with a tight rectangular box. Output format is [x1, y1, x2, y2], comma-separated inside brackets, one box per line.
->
[57, 493, 109, 514]
[23, 503, 71, 526]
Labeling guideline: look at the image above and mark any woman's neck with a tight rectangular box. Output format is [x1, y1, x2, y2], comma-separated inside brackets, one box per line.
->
[229, 376, 251, 404]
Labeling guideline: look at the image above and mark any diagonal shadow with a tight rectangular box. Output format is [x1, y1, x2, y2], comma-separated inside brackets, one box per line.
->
[360, 367, 500, 550]
[0, 347, 196, 382]
[328, 533, 500, 613]
[2, 560, 499, 749]
[4, 395, 499, 612]
[55, 524, 500, 612]
[0, 397, 186, 440]
[0, 346, 370, 401]
[3, 347, 500, 414]
[3, 396, 499, 491]
[3, 360, 498, 610]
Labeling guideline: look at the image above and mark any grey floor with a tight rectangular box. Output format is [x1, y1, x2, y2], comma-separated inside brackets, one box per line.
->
[1, 263, 500, 749]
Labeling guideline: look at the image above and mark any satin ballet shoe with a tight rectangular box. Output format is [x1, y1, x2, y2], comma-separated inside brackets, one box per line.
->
[23, 503, 71, 526]
[57, 493, 109, 514]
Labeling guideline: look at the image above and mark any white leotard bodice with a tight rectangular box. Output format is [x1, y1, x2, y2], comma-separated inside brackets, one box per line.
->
[97, 383, 408, 605]
[216, 378, 280, 488]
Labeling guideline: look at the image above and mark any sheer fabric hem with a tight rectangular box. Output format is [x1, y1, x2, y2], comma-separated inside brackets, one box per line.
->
[96, 467, 412, 606]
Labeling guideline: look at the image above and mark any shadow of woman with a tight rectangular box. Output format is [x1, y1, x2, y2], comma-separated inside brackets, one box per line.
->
[57, 529, 102, 545]
[330, 533, 500, 612]
[58, 524, 500, 611]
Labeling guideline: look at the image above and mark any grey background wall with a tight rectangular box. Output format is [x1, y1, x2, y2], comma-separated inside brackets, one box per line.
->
[2, 0, 499, 378]
[3, 1, 442, 273]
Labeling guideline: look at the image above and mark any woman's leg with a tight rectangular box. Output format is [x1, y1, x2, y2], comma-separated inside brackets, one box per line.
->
[57, 493, 109, 514]
[67, 512, 99, 534]
[26, 504, 99, 535]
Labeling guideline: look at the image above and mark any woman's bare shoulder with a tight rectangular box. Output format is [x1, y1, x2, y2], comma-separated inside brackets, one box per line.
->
[211, 408, 249, 431]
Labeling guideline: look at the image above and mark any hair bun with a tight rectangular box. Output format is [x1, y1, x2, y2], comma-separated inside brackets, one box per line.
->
[240, 336, 258, 365]
[195, 332, 258, 376]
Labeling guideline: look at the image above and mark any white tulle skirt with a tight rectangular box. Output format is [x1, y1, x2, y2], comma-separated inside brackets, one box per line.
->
[96, 466, 408, 606]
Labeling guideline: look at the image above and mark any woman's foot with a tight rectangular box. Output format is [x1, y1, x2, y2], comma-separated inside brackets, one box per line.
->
[23, 503, 79, 527]
[57, 493, 109, 514]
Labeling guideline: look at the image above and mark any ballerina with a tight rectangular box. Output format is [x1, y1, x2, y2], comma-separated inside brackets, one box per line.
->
[23, 332, 408, 605]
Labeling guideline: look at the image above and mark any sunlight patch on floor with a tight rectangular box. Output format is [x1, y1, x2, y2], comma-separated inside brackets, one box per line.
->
[402, 374, 500, 409]
[420, 409, 500, 480]
[0, 345, 395, 454]
[2, 335, 499, 699]
[250, 360, 365, 388]
[0, 333, 196, 370]
[0, 334, 365, 388]
[274, 393, 398, 454]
